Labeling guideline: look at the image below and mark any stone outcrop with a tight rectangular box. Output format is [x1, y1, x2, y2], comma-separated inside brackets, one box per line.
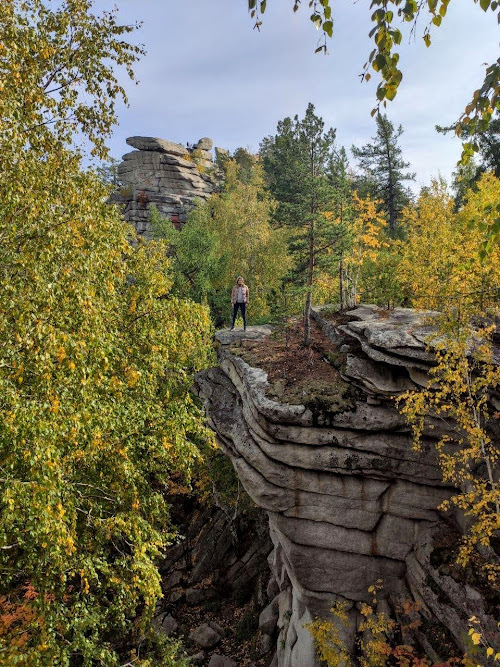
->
[195, 306, 500, 666]
[110, 136, 220, 237]
[158, 505, 271, 606]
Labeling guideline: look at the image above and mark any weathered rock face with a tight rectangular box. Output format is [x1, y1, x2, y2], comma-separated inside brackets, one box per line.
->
[110, 136, 219, 237]
[195, 306, 499, 666]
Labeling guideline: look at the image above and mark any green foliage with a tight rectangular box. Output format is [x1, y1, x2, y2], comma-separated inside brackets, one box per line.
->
[232, 147, 256, 183]
[358, 240, 404, 308]
[0, 0, 143, 159]
[450, 158, 481, 210]
[352, 114, 414, 235]
[260, 103, 347, 342]
[96, 157, 122, 187]
[150, 204, 224, 308]
[0, 147, 214, 666]
[0, 0, 214, 663]
[152, 159, 290, 326]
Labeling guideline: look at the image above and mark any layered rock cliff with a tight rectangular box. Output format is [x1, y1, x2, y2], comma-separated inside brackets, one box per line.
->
[195, 306, 499, 666]
[110, 136, 219, 237]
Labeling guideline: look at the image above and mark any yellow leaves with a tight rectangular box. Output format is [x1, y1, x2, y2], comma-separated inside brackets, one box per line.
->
[65, 536, 75, 555]
[49, 396, 60, 413]
[125, 367, 140, 387]
[56, 347, 66, 363]
[401, 320, 500, 582]
[307, 598, 353, 667]
[469, 629, 481, 645]
[360, 602, 373, 617]
[39, 45, 55, 60]
[109, 375, 123, 391]
[398, 174, 500, 313]
[79, 570, 89, 595]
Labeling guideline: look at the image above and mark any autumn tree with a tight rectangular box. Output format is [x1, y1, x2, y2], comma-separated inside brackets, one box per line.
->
[0, 0, 212, 663]
[325, 147, 355, 309]
[397, 174, 500, 311]
[307, 580, 464, 666]
[399, 320, 500, 586]
[396, 174, 500, 585]
[342, 194, 388, 308]
[260, 103, 344, 343]
[438, 114, 500, 180]
[153, 158, 290, 326]
[352, 114, 414, 235]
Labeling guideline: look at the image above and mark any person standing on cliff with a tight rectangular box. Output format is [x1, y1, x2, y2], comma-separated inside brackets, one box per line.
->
[230, 276, 249, 331]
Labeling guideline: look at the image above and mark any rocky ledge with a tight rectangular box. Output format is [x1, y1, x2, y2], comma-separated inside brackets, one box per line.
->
[195, 306, 499, 667]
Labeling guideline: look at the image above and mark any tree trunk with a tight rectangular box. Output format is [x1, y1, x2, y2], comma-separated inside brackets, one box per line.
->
[304, 222, 314, 346]
[339, 258, 344, 312]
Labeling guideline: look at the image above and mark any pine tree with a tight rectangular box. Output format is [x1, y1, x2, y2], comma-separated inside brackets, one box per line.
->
[260, 103, 341, 344]
[352, 114, 415, 235]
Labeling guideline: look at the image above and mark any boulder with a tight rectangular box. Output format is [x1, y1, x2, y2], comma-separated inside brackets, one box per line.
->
[153, 613, 178, 636]
[208, 620, 225, 636]
[216, 325, 273, 346]
[189, 623, 221, 649]
[207, 655, 238, 667]
[126, 136, 188, 155]
[259, 597, 280, 634]
[195, 137, 214, 150]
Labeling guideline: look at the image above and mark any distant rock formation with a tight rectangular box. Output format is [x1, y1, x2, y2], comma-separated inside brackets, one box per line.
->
[110, 136, 219, 237]
[195, 306, 500, 667]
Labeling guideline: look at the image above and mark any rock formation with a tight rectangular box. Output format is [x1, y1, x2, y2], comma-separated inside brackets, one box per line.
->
[195, 306, 499, 666]
[110, 136, 219, 237]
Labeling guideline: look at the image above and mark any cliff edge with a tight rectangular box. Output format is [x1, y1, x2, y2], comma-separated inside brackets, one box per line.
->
[195, 306, 499, 667]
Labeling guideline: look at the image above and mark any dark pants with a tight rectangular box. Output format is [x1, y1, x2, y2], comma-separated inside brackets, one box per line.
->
[231, 302, 246, 329]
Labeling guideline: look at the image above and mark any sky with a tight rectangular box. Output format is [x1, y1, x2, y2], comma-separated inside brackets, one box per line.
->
[95, 0, 499, 192]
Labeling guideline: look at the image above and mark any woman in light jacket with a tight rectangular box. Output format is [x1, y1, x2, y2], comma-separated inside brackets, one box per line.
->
[230, 276, 249, 331]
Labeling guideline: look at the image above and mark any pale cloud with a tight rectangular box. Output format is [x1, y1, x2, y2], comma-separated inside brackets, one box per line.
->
[96, 0, 498, 189]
